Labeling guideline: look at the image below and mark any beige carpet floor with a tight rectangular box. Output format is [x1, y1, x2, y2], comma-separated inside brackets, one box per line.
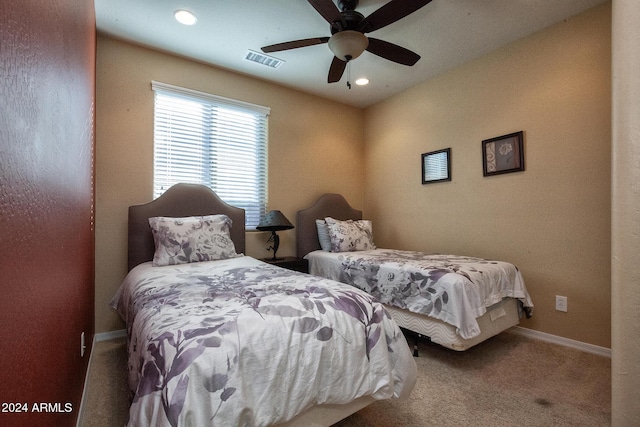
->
[80, 331, 610, 426]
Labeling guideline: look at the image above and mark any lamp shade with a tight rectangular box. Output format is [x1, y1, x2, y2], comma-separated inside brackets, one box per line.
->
[256, 210, 294, 231]
[328, 30, 369, 61]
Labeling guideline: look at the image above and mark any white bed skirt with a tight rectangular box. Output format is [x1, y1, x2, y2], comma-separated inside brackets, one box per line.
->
[385, 298, 521, 351]
[277, 395, 376, 426]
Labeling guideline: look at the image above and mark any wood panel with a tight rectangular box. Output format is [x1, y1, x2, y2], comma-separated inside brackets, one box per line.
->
[0, 1, 95, 425]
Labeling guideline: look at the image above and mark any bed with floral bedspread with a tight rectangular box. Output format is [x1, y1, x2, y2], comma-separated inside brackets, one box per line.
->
[296, 194, 534, 351]
[305, 249, 533, 340]
[111, 255, 416, 427]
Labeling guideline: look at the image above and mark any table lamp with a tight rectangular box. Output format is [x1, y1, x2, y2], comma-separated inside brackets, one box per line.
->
[256, 210, 294, 260]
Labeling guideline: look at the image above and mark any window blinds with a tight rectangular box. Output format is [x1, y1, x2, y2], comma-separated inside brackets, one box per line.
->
[152, 81, 269, 229]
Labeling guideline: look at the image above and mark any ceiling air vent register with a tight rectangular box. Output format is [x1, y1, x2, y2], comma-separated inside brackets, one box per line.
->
[245, 50, 284, 69]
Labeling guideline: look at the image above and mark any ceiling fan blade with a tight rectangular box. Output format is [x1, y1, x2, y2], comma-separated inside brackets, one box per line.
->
[261, 37, 329, 53]
[328, 56, 347, 83]
[308, 0, 346, 27]
[358, 0, 432, 33]
[366, 38, 420, 66]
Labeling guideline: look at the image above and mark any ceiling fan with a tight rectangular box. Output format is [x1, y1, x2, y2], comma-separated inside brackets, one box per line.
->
[261, 0, 433, 84]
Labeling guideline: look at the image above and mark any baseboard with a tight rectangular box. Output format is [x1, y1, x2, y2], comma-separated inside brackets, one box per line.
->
[95, 329, 127, 342]
[76, 334, 98, 427]
[509, 326, 611, 358]
[76, 330, 127, 427]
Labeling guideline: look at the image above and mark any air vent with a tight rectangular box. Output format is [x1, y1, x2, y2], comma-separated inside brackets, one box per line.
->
[244, 50, 284, 69]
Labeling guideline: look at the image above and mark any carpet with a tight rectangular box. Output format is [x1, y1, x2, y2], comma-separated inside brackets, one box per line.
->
[81, 330, 610, 426]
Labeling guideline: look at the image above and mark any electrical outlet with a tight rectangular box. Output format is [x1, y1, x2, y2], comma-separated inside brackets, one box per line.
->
[555, 295, 568, 312]
[81, 332, 86, 357]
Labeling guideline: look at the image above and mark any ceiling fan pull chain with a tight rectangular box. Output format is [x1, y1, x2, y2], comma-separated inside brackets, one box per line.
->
[346, 59, 352, 89]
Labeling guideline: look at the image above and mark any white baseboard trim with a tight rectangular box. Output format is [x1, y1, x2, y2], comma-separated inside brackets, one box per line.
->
[95, 329, 127, 342]
[510, 326, 611, 358]
[76, 330, 127, 427]
[76, 334, 98, 427]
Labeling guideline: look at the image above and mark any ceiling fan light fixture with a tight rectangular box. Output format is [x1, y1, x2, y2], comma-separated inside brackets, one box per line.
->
[174, 9, 197, 26]
[328, 31, 368, 61]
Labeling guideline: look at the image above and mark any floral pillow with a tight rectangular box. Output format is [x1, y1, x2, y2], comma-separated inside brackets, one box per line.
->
[148, 215, 242, 266]
[324, 217, 376, 252]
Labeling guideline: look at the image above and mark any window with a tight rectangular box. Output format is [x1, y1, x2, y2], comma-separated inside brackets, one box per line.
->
[152, 81, 269, 229]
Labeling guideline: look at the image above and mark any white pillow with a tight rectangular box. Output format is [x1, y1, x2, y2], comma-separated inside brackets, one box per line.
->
[324, 217, 376, 253]
[148, 215, 241, 266]
[315, 219, 332, 251]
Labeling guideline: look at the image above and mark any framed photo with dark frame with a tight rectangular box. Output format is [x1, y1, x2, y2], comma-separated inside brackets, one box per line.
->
[422, 148, 451, 184]
[482, 131, 524, 176]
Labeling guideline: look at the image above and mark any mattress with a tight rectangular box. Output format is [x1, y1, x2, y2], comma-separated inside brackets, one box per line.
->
[385, 298, 522, 351]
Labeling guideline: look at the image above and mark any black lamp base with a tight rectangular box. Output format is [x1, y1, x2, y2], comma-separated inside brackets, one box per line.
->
[267, 231, 280, 260]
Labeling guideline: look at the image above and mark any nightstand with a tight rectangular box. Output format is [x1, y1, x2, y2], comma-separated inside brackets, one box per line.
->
[261, 256, 309, 273]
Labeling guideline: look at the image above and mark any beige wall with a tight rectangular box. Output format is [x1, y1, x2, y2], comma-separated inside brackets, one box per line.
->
[95, 37, 364, 332]
[363, 4, 611, 348]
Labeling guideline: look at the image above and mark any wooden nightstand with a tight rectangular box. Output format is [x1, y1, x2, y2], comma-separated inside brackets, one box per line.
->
[261, 256, 309, 273]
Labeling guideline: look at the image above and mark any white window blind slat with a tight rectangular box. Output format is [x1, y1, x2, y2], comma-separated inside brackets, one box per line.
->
[152, 82, 269, 229]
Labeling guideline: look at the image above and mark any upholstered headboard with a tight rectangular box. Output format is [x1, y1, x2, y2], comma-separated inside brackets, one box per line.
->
[128, 183, 246, 271]
[296, 193, 362, 258]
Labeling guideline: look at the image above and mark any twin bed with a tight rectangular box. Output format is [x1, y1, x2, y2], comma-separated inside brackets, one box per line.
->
[111, 184, 533, 426]
[296, 193, 533, 352]
[111, 184, 416, 427]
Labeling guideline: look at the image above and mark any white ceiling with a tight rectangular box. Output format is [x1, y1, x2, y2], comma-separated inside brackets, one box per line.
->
[95, 0, 607, 108]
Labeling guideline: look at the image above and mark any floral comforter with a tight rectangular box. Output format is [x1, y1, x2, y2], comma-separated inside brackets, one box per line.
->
[110, 256, 416, 427]
[305, 249, 533, 340]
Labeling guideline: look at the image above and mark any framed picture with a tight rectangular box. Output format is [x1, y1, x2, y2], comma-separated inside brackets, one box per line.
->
[422, 148, 451, 184]
[482, 131, 524, 176]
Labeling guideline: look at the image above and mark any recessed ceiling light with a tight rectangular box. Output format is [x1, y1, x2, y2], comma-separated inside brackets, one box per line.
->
[355, 78, 370, 86]
[174, 9, 197, 26]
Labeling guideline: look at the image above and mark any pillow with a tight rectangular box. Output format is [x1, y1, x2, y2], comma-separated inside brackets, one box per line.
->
[315, 219, 332, 251]
[324, 217, 376, 253]
[148, 215, 241, 266]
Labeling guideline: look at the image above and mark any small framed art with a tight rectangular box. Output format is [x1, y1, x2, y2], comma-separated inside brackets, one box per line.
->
[482, 131, 524, 176]
[422, 148, 451, 184]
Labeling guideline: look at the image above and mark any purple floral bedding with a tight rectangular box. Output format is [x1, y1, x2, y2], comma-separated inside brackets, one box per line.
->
[110, 256, 416, 427]
[305, 249, 533, 339]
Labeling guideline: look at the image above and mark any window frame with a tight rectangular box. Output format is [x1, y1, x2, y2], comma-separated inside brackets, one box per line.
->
[151, 81, 270, 229]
